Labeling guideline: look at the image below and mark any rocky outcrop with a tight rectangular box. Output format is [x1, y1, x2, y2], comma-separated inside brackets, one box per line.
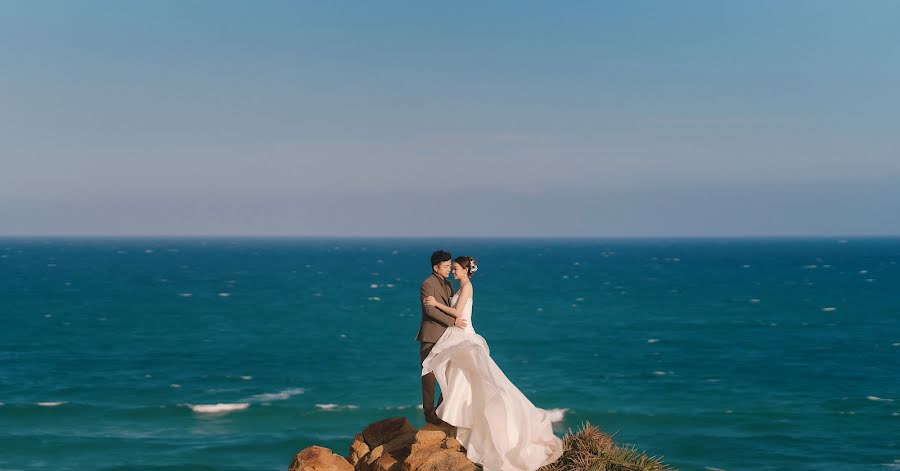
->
[288, 445, 356, 471]
[289, 418, 673, 471]
[289, 417, 478, 471]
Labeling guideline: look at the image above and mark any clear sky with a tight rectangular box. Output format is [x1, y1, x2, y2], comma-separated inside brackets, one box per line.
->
[1, 0, 898, 237]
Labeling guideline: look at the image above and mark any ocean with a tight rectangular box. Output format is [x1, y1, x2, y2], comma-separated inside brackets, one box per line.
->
[0, 237, 897, 470]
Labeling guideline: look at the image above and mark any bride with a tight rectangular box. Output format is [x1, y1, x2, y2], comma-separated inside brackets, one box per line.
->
[421, 256, 564, 471]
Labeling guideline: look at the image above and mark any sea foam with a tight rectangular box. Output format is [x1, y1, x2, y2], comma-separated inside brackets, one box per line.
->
[545, 407, 568, 423]
[184, 403, 250, 414]
[248, 388, 305, 401]
[315, 403, 359, 411]
[867, 396, 894, 402]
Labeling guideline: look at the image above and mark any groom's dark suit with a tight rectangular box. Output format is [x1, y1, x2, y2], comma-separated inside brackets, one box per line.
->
[416, 272, 456, 422]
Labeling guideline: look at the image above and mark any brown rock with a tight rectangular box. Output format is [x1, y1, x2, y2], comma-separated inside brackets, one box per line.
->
[372, 452, 400, 471]
[404, 421, 468, 471]
[422, 422, 457, 436]
[362, 417, 416, 449]
[289, 445, 355, 471]
[417, 449, 477, 471]
[361, 441, 414, 471]
[402, 448, 431, 471]
[441, 437, 463, 452]
[390, 444, 414, 464]
[348, 433, 370, 466]
[413, 426, 447, 448]
[383, 431, 417, 453]
[291, 417, 476, 471]
[367, 445, 384, 463]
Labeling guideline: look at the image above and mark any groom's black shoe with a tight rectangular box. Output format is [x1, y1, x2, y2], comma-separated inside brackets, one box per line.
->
[424, 411, 441, 424]
[425, 413, 453, 429]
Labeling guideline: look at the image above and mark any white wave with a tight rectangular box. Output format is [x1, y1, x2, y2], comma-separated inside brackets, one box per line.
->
[315, 403, 359, 411]
[177, 293, 192, 297]
[37, 402, 65, 407]
[184, 403, 250, 414]
[867, 396, 894, 402]
[249, 388, 305, 401]
[545, 408, 568, 423]
[821, 307, 837, 312]
[652, 371, 667, 376]
[241, 375, 253, 380]
[368, 297, 381, 301]
[647, 338, 660, 344]
[217, 292, 231, 297]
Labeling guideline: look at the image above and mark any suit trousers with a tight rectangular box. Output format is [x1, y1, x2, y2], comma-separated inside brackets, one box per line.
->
[419, 341, 443, 418]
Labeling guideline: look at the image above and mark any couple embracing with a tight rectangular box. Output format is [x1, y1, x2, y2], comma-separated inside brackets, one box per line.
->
[416, 250, 563, 471]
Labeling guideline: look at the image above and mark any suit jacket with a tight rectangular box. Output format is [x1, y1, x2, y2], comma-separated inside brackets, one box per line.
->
[415, 272, 456, 343]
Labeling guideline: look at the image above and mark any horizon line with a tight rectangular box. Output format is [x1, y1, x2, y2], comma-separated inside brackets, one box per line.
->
[2, 234, 899, 240]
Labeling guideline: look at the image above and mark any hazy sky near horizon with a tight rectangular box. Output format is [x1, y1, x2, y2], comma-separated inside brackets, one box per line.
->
[2, 1, 898, 236]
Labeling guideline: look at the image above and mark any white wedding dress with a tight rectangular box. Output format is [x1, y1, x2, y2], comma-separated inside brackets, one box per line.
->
[421, 290, 564, 471]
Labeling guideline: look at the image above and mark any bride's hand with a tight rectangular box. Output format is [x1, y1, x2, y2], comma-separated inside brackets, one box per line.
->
[423, 296, 438, 307]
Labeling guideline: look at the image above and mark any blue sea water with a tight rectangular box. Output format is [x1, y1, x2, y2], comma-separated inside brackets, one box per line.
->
[0, 237, 897, 471]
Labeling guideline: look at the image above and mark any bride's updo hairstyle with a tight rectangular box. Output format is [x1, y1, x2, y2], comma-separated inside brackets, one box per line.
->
[453, 256, 479, 278]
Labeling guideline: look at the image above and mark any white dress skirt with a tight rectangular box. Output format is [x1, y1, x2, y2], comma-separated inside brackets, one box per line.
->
[421, 293, 564, 471]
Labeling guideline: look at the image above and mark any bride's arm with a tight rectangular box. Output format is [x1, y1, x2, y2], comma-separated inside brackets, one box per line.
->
[426, 284, 471, 317]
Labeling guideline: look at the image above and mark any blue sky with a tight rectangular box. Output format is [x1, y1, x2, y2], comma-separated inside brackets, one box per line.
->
[1, 1, 898, 236]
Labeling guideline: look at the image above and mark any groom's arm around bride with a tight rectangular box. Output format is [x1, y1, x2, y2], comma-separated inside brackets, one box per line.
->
[417, 274, 468, 340]
[421, 279, 455, 328]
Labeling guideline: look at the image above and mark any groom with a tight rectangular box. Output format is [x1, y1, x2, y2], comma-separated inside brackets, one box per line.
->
[416, 250, 468, 425]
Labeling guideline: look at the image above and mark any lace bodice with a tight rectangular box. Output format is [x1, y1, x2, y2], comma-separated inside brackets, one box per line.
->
[450, 292, 475, 333]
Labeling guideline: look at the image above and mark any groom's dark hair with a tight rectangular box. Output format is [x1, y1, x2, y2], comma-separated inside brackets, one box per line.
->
[431, 250, 452, 267]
